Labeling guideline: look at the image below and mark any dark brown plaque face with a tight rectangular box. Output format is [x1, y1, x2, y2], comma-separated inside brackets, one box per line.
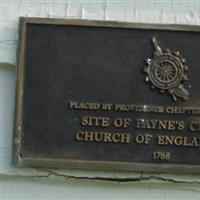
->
[13, 17, 200, 173]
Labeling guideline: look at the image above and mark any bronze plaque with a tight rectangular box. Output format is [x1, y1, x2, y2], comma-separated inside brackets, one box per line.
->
[13, 17, 200, 173]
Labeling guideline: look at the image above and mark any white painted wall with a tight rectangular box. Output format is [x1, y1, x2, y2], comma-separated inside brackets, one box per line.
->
[1, 0, 200, 199]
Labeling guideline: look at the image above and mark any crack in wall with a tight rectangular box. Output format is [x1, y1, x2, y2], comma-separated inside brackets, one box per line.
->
[2, 169, 200, 186]
[38, 169, 200, 184]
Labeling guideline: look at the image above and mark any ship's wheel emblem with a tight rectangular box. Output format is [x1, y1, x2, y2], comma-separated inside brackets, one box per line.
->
[144, 37, 189, 101]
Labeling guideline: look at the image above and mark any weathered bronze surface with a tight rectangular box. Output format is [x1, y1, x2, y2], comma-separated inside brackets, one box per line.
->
[13, 17, 200, 173]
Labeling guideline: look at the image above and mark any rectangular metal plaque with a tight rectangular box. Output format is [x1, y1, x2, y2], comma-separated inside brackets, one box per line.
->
[13, 17, 200, 173]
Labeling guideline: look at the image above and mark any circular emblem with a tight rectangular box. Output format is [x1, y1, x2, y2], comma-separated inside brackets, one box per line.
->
[143, 37, 189, 101]
[148, 54, 183, 89]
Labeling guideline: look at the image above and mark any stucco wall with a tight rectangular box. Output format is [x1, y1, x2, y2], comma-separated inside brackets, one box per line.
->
[1, 0, 200, 199]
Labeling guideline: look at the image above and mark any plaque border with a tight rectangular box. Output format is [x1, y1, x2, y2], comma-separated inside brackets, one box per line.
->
[13, 17, 200, 174]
